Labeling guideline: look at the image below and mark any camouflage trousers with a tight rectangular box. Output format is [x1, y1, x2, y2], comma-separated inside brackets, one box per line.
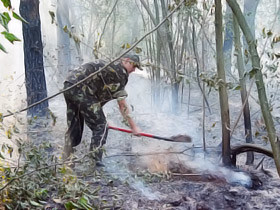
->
[63, 81, 108, 160]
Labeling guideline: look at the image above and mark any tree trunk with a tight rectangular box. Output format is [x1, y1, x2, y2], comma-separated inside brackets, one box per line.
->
[226, 0, 280, 176]
[223, 4, 234, 72]
[160, 0, 178, 113]
[243, 0, 260, 70]
[215, 0, 232, 166]
[20, 0, 48, 117]
[57, 0, 71, 76]
[233, 14, 254, 165]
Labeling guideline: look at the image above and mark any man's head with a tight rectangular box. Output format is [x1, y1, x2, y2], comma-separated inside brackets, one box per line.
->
[121, 53, 143, 74]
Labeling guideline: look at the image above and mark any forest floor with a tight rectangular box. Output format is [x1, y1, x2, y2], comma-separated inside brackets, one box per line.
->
[41, 73, 280, 209]
[2, 73, 280, 209]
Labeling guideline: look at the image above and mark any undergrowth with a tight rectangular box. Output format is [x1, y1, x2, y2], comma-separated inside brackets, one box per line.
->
[0, 115, 167, 209]
[0, 138, 111, 209]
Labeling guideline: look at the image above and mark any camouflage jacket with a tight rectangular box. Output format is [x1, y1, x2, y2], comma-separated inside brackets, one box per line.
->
[65, 59, 128, 106]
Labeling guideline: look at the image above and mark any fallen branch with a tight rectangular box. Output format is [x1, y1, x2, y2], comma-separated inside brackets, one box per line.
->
[231, 144, 273, 166]
[105, 147, 195, 158]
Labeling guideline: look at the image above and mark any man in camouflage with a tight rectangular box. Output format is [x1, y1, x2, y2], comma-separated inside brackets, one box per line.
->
[63, 53, 142, 164]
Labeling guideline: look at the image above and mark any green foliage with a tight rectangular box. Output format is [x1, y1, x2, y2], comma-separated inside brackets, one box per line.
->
[0, 0, 26, 53]
[0, 43, 7, 52]
[12, 11, 28, 24]
[1, 0, 11, 9]
[0, 115, 172, 209]
[0, 139, 101, 209]
[1, 31, 20, 43]
[65, 195, 94, 210]
[0, 12, 11, 31]
[0, 115, 127, 209]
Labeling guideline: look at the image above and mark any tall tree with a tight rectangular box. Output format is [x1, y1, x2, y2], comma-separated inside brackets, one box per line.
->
[20, 0, 48, 117]
[226, 0, 280, 176]
[215, 0, 231, 166]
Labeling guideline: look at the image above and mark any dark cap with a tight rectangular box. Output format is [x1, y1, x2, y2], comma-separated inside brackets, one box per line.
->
[122, 53, 143, 70]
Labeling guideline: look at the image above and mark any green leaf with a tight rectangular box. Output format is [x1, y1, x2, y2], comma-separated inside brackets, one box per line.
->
[1, 0, 12, 9]
[233, 85, 241, 90]
[12, 11, 28, 24]
[64, 201, 74, 210]
[65, 201, 80, 210]
[78, 196, 92, 209]
[1, 31, 21, 43]
[59, 165, 67, 174]
[0, 12, 11, 31]
[30, 200, 43, 207]
[0, 43, 7, 52]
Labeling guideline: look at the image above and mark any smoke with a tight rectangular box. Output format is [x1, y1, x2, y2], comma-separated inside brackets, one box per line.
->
[181, 155, 253, 188]
[103, 158, 162, 201]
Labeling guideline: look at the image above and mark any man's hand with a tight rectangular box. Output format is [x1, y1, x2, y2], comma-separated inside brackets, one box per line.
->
[131, 126, 141, 136]
[117, 99, 141, 135]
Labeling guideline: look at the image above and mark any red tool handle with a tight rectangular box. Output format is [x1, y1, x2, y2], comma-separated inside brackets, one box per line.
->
[108, 125, 175, 142]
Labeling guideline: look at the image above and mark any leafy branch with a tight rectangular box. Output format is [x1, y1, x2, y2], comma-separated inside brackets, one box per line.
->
[0, 0, 27, 53]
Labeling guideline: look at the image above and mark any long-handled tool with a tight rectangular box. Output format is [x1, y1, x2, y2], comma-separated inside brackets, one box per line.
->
[108, 126, 192, 143]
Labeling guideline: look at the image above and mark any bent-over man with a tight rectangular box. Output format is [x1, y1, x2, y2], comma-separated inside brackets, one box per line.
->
[63, 53, 142, 164]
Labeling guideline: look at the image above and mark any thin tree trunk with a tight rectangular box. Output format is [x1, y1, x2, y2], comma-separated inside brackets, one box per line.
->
[111, 9, 116, 56]
[233, 14, 254, 165]
[154, 0, 161, 106]
[215, 0, 231, 166]
[191, 19, 211, 114]
[226, 0, 280, 176]
[57, 0, 71, 76]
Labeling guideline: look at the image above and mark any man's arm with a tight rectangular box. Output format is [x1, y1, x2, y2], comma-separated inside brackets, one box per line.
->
[117, 99, 141, 135]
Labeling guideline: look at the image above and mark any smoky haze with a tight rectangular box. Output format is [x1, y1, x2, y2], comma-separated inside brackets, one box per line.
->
[0, 0, 279, 200]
